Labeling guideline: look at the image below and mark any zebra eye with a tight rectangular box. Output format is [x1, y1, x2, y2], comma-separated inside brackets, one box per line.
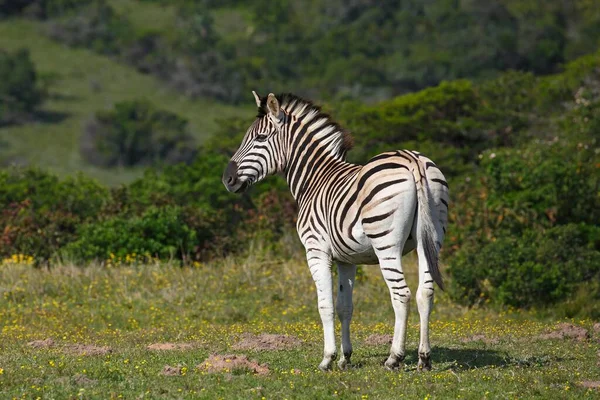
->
[256, 134, 268, 142]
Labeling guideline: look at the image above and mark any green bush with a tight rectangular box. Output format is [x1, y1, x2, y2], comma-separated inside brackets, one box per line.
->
[0, 0, 91, 19]
[447, 133, 598, 251]
[0, 168, 109, 218]
[449, 224, 600, 308]
[81, 100, 196, 167]
[0, 200, 81, 263]
[0, 168, 109, 262]
[47, 0, 133, 55]
[0, 49, 44, 125]
[341, 78, 535, 176]
[62, 205, 198, 262]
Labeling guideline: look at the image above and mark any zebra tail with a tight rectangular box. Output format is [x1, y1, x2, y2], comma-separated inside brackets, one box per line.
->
[414, 168, 444, 291]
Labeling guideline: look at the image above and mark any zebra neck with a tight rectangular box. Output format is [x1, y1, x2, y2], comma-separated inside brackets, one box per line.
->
[283, 135, 354, 203]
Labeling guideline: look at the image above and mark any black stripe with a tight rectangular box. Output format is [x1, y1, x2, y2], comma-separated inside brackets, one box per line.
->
[382, 268, 403, 274]
[347, 179, 408, 239]
[432, 178, 448, 188]
[362, 209, 396, 224]
[366, 228, 394, 239]
[440, 198, 448, 208]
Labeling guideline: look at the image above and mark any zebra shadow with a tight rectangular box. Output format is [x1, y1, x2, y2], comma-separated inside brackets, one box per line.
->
[355, 346, 549, 371]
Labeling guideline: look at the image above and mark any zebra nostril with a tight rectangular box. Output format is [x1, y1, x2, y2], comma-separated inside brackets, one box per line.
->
[223, 160, 239, 189]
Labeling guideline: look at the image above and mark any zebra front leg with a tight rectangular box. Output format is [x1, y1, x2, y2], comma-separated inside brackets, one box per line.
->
[307, 252, 336, 371]
[377, 249, 411, 370]
[336, 262, 356, 370]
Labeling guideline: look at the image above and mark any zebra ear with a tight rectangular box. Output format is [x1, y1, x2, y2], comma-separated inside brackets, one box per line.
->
[252, 91, 261, 107]
[266, 93, 280, 118]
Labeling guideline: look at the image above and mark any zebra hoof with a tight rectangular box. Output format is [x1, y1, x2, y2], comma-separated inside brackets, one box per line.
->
[318, 354, 336, 371]
[384, 354, 404, 371]
[418, 353, 432, 371]
[318, 361, 332, 371]
[338, 357, 349, 370]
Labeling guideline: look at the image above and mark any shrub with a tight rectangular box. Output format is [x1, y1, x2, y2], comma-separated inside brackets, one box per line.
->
[340, 78, 531, 176]
[0, 168, 109, 218]
[81, 100, 197, 167]
[47, 0, 133, 55]
[121, 32, 172, 76]
[446, 132, 598, 252]
[62, 205, 198, 262]
[448, 224, 600, 308]
[0, 0, 91, 19]
[0, 49, 44, 125]
[0, 168, 109, 262]
[0, 200, 81, 263]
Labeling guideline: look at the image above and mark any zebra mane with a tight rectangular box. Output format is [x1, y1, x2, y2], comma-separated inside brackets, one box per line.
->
[257, 93, 354, 154]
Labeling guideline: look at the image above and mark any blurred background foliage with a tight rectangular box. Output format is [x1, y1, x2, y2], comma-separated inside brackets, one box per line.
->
[0, 0, 599, 317]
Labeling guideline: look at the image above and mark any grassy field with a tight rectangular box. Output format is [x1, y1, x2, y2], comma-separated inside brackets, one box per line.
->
[0, 18, 249, 185]
[0, 248, 598, 399]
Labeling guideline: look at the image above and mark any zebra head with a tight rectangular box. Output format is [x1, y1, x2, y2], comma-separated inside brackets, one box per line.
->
[223, 91, 286, 193]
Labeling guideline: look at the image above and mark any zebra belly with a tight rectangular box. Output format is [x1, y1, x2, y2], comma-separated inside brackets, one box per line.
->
[331, 233, 416, 265]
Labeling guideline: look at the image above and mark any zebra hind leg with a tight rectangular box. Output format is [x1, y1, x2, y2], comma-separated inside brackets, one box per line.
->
[336, 263, 357, 370]
[375, 246, 411, 370]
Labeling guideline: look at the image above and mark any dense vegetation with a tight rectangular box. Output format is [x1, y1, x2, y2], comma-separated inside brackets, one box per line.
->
[7, 0, 600, 102]
[0, 48, 44, 125]
[81, 100, 196, 167]
[0, 1, 599, 318]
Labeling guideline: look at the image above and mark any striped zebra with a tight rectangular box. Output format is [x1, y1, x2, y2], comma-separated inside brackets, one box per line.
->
[223, 92, 449, 371]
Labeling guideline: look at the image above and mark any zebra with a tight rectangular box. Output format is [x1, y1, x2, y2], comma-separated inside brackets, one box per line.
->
[222, 92, 449, 371]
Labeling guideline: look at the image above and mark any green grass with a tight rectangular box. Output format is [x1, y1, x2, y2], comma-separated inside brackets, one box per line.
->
[1, 250, 598, 399]
[0, 19, 250, 185]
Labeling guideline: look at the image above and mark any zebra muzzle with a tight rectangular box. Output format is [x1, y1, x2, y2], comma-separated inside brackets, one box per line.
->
[223, 161, 244, 193]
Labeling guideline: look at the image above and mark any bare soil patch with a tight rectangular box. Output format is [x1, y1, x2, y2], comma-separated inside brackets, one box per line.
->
[27, 338, 55, 349]
[197, 354, 270, 375]
[147, 343, 194, 351]
[72, 373, 97, 386]
[537, 323, 589, 341]
[363, 334, 393, 346]
[232, 333, 302, 351]
[66, 344, 112, 356]
[593, 323, 600, 335]
[161, 365, 182, 376]
[579, 381, 600, 389]
[461, 334, 500, 345]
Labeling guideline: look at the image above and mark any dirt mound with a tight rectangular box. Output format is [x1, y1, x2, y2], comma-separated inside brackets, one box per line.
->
[161, 365, 182, 376]
[461, 334, 499, 345]
[232, 334, 302, 351]
[537, 323, 589, 341]
[593, 323, 600, 334]
[363, 334, 393, 346]
[579, 381, 600, 389]
[147, 343, 194, 351]
[72, 374, 97, 386]
[197, 354, 269, 375]
[27, 339, 55, 349]
[66, 344, 112, 356]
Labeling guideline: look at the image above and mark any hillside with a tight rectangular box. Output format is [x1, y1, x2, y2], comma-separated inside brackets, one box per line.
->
[0, 19, 249, 185]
